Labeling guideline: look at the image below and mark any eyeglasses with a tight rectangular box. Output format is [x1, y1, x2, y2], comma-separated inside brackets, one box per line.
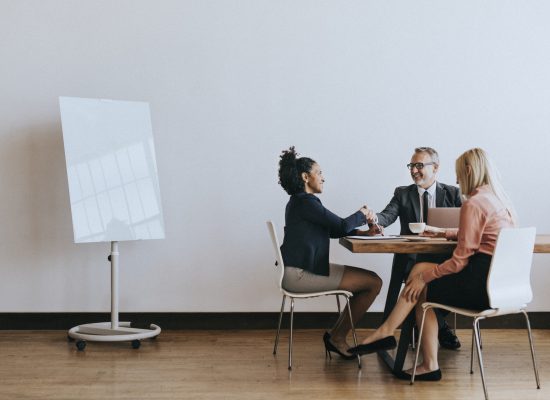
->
[407, 162, 435, 170]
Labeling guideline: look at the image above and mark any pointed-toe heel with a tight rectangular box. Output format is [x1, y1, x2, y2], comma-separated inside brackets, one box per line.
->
[348, 336, 397, 355]
[397, 368, 442, 381]
[323, 332, 356, 361]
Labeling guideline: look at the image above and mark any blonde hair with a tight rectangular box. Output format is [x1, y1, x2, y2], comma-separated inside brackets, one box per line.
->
[455, 148, 517, 225]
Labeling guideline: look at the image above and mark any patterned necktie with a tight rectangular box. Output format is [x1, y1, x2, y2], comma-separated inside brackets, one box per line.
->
[422, 191, 429, 223]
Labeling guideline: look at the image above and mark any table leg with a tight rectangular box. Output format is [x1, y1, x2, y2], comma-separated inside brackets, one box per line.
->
[377, 311, 415, 374]
[379, 255, 415, 375]
[383, 255, 412, 321]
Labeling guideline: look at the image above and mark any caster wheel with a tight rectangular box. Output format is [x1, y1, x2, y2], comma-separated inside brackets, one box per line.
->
[131, 339, 141, 349]
[67, 334, 75, 342]
[76, 340, 86, 351]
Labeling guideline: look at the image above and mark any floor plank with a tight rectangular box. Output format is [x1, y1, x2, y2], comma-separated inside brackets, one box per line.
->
[0, 329, 548, 399]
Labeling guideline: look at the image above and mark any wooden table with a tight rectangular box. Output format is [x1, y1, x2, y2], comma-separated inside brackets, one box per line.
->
[340, 235, 550, 254]
[339, 234, 550, 375]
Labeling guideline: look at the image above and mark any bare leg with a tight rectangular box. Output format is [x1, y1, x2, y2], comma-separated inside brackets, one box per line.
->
[408, 289, 439, 374]
[359, 262, 437, 345]
[329, 266, 382, 353]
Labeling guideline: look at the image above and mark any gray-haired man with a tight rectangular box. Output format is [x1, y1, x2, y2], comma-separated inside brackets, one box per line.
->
[368, 147, 462, 350]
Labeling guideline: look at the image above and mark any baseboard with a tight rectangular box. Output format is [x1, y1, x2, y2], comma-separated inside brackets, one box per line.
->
[0, 312, 548, 330]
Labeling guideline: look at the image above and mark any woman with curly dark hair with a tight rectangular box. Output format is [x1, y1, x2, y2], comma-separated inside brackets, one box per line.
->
[278, 146, 383, 359]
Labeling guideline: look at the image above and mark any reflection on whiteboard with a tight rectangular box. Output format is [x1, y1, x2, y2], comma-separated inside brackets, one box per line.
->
[59, 97, 165, 243]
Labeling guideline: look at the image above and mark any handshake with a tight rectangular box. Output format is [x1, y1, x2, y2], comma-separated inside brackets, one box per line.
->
[359, 205, 384, 236]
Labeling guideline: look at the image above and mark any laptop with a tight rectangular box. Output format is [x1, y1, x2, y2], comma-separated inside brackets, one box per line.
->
[427, 207, 461, 229]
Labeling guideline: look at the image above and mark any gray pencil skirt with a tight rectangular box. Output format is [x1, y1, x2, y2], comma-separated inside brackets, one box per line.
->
[282, 263, 345, 293]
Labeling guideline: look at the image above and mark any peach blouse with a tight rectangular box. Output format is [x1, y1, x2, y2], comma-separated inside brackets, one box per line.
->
[422, 185, 515, 283]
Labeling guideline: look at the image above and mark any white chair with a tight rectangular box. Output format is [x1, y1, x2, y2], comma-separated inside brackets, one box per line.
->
[412, 227, 540, 399]
[266, 221, 361, 370]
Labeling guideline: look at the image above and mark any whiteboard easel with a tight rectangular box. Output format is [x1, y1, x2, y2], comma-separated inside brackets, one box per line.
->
[60, 97, 164, 350]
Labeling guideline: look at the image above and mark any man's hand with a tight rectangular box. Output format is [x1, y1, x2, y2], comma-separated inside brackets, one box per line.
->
[367, 224, 384, 236]
[366, 208, 377, 223]
[354, 225, 383, 236]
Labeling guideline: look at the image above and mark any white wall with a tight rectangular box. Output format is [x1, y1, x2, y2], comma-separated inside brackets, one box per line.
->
[1, 0, 549, 312]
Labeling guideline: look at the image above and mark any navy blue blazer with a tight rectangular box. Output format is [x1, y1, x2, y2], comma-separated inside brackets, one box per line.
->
[280, 192, 366, 276]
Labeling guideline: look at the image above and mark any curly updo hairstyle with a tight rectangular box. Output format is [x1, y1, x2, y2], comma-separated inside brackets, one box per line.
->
[278, 146, 316, 195]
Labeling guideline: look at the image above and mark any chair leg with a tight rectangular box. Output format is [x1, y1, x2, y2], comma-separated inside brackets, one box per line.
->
[473, 317, 489, 400]
[345, 296, 361, 369]
[478, 326, 483, 350]
[411, 326, 416, 350]
[454, 312, 457, 333]
[273, 295, 286, 355]
[288, 298, 295, 370]
[325, 295, 341, 360]
[470, 328, 475, 374]
[521, 310, 541, 389]
[411, 306, 429, 385]
[470, 318, 483, 374]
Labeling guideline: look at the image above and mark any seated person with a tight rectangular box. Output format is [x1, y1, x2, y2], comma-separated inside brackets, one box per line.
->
[349, 148, 516, 381]
[278, 146, 382, 360]
[366, 146, 462, 350]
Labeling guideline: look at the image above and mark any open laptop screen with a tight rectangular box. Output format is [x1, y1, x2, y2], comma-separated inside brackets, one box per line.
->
[427, 207, 461, 229]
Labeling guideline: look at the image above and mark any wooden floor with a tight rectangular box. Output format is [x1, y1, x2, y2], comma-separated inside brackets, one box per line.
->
[1, 329, 548, 399]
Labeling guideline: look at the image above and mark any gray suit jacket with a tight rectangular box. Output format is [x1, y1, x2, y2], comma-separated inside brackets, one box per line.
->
[377, 182, 462, 235]
[377, 181, 462, 319]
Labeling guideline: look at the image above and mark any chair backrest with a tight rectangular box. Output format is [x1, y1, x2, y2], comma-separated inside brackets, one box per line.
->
[487, 227, 536, 309]
[266, 220, 285, 291]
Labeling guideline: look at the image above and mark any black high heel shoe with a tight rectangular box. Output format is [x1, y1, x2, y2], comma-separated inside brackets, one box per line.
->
[323, 332, 356, 360]
[396, 368, 442, 381]
[347, 336, 397, 355]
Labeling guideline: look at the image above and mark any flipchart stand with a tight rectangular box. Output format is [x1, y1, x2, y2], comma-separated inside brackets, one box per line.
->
[68, 241, 161, 350]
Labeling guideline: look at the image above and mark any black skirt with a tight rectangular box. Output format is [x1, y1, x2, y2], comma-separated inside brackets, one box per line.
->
[426, 253, 492, 311]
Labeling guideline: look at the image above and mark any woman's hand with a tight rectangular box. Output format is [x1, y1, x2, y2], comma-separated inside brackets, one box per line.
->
[420, 225, 447, 238]
[403, 273, 426, 302]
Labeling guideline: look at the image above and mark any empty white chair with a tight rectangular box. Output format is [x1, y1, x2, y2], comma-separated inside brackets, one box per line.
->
[412, 227, 540, 399]
[266, 220, 361, 370]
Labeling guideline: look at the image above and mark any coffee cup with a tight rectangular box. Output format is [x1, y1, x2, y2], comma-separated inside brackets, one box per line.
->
[409, 222, 426, 234]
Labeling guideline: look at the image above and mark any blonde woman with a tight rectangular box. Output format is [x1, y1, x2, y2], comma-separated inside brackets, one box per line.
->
[348, 148, 516, 381]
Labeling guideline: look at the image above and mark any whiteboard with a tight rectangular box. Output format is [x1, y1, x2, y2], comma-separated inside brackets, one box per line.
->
[59, 97, 165, 243]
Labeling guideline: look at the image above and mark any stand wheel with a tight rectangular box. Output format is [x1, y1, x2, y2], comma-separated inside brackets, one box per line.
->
[67, 334, 75, 342]
[76, 340, 86, 351]
[131, 339, 141, 349]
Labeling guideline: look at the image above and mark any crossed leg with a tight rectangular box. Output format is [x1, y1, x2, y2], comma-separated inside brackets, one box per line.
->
[357, 262, 440, 373]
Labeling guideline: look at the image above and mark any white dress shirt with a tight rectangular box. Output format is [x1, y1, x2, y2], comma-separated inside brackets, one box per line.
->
[418, 182, 437, 223]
